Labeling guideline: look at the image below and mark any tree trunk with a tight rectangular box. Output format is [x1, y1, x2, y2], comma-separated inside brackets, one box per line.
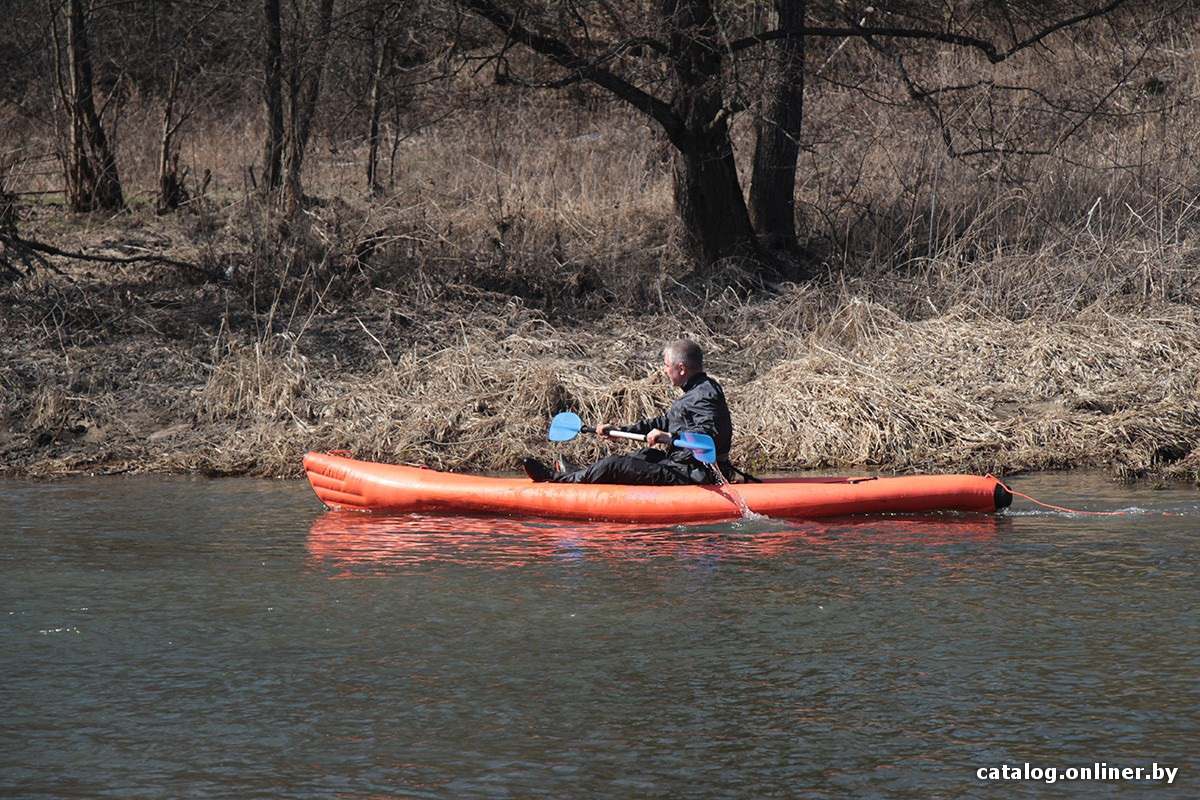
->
[63, 0, 124, 213]
[665, 0, 758, 267]
[673, 137, 758, 268]
[749, 0, 805, 254]
[282, 0, 336, 214]
[0, 168, 16, 237]
[365, 25, 390, 196]
[156, 60, 187, 214]
[262, 0, 285, 194]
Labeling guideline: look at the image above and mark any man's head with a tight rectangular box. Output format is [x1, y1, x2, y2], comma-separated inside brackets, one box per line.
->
[662, 338, 703, 388]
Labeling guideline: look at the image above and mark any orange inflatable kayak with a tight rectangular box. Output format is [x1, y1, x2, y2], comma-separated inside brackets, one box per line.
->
[303, 451, 1012, 522]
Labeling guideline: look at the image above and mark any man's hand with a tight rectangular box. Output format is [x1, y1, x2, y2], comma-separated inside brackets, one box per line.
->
[596, 423, 615, 439]
[646, 428, 672, 447]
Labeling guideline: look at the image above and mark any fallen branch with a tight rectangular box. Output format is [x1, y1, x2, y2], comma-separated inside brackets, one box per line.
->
[0, 232, 219, 282]
[0, 235, 71, 282]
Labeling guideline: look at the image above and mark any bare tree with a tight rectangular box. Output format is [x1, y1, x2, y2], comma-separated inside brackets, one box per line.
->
[663, 0, 759, 267]
[749, 0, 805, 255]
[281, 0, 337, 214]
[54, 0, 124, 212]
[156, 58, 187, 213]
[262, 0, 286, 194]
[365, 4, 403, 195]
[330, 0, 441, 195]
[258, 0, 337, 211]
[152, 1, 219, 214]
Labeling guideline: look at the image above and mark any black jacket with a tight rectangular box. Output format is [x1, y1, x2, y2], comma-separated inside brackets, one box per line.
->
[620, 373, 733, 466]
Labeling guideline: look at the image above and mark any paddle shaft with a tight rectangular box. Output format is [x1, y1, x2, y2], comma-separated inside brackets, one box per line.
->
[583, 426, 680, 446]
[581, 424, 644, 442]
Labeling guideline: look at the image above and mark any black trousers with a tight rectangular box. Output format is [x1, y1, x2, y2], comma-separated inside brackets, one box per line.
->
[553, 448, 710, 485]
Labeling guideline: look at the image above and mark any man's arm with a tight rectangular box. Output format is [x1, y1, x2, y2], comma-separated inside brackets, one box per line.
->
[619, 412, 670, 436]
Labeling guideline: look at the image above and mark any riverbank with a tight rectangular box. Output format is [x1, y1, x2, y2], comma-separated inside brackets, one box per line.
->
[2, 202, 1197, 484]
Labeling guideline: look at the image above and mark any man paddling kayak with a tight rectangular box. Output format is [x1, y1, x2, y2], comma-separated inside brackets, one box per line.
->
[522, 338, 733, 484]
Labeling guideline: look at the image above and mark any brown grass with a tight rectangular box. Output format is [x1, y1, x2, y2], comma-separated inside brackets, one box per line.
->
[168, 284, 1196, 481]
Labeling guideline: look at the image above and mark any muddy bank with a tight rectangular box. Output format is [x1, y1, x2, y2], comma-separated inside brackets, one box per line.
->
[2, 211, 1197, 485]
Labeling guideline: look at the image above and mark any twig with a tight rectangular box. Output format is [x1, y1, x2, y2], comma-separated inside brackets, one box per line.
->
[0, 233, 219, 281]
[355, 315, 394, 366]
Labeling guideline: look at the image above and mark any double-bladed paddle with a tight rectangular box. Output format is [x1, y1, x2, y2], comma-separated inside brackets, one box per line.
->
[548, 412, 718, 464]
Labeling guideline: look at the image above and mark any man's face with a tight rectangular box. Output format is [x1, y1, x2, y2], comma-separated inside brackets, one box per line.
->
[662, 355, 687, 388]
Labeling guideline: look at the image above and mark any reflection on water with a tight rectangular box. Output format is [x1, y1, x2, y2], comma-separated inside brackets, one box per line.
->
[306, 511, 1004, 573]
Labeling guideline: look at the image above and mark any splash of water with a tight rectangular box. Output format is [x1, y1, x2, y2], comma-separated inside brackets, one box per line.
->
[712, 464, 767, 520]
[1003, 506, 1189, 518]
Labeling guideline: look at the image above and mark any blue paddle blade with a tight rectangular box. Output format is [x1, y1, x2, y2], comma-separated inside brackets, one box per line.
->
[675, 431, 717, 464]
[548, 412, 584, 442]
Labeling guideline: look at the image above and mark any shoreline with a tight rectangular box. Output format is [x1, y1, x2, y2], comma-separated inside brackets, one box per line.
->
[2, 464, 1193, 490]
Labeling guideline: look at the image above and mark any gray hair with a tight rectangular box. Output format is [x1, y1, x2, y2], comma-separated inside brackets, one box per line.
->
[664, 338, 703, 371]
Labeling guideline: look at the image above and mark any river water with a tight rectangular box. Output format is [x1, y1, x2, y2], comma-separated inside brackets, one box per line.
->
[1, 473, 1196, 798]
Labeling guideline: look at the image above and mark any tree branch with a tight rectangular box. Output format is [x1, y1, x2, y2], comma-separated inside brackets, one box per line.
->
[729, 2, 1129, 62]
[864, 16, 1149, 167]
[1, 232, 219, 281]
[1001, 0, 1129, 61]
[731, 25, 1004, 58]
[459, 0, 684, 144]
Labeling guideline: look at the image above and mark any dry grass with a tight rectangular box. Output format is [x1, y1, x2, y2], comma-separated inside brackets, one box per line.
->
[173, 285, 1196, 482]
[743, 301, 1200, 477]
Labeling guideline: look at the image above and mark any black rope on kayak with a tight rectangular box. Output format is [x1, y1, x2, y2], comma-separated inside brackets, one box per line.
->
[709, 463, 761, 484]
[730, 464, 763, 483]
